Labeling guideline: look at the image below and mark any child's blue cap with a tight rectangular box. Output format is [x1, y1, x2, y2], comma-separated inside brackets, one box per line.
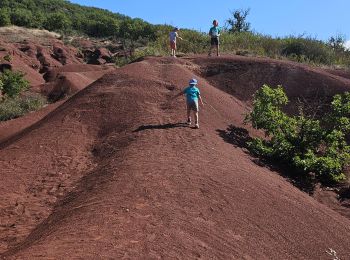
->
[189, 78, 198, 85]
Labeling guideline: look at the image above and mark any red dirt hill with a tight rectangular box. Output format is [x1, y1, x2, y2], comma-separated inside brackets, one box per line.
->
[1, 55, 350, 259]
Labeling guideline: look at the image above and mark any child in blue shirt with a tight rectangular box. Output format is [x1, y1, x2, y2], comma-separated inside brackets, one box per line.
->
[208, 20, 221, 57]
[173, 78, 204, 129]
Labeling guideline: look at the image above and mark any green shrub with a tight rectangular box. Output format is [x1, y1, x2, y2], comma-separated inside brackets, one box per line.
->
[177, 30, 208, 54]
[10, 8, 33, 27]
[281, 37, 333, 64]
[0, 8, 11, 26]
[0, 94, 46, 121]
[245, 85, 350, 183]
[114, 46, 162, 67]
[0, 70, 29, 98]
[43, 12, 71, 32]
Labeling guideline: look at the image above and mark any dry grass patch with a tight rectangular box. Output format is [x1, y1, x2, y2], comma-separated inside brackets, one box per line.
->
[0, 26, 60, 43]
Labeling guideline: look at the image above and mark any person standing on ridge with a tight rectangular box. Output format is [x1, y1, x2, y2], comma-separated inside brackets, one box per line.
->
[173, 78, 204, 129]
[208, 20, 221, 56]
[169, 27, 183, 57]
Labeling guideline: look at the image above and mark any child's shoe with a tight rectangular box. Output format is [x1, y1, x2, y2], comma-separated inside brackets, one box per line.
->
[187, 119, 191, 125]
[195, 123, 199, 129]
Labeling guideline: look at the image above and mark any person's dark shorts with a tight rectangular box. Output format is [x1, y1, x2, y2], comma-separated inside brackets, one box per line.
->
[187, 100, 199, 112]
[211, 37, 219, 46]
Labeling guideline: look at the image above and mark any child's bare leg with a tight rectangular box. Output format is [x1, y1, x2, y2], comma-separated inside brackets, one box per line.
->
[187, 108, 191, 123]
[216, 45, 220, 56]
[195, 111, 199, 124]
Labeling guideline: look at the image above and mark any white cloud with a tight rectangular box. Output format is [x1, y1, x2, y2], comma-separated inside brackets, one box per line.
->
[344, 40, 350, 50]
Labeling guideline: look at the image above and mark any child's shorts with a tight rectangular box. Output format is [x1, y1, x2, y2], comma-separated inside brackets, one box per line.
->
[170, 41, 176, 49]
[210, 37, 219, 46]
[187, 100, 199, 112]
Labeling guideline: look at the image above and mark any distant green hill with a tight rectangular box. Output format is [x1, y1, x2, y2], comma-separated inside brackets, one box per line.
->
[0, 0, 156, 40]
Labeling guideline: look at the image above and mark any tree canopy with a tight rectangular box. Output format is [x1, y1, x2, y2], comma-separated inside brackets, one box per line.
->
[0, 0, 156, 39]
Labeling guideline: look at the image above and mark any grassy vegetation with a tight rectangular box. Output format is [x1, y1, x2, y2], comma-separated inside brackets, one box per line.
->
[149, 29, 350, 67]
[1, 1, 349, 68]
[0, 94, 46, 121]
[0, 70, 46, 121]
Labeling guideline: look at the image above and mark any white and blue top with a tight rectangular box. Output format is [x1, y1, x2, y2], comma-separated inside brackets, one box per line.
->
[169, 31, 179, 42]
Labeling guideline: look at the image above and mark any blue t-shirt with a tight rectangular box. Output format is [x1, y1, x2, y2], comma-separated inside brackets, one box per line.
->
[209, 26, 221, 38]
[183, 86, 200, 102]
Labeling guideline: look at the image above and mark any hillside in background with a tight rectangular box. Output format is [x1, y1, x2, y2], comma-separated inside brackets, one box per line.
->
[0, 0, 155, 39]
[1, 0, 350, 68]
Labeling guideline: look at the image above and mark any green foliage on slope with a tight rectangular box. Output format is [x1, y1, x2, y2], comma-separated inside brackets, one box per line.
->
[245, 85, 350, 183]
[0, 70, 46, 121]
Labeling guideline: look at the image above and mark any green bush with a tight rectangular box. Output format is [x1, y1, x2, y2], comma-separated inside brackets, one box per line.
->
[0, 70, 29, 98]
[10, 8, 33, 27]
[245, 85, 350, 183]
[0, 94, 46, 121]
[281, 37, 333, 64]
[84, 18, 119, 37]
[0, 8, 11, 26]
[43, 12, 71, 32]
[114, 46, 162, 67]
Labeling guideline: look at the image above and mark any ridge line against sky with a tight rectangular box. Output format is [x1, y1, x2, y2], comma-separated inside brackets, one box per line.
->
[69, 0, 350, 47]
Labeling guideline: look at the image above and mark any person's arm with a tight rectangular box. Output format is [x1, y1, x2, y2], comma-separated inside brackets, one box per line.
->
[198, 94, 204, 107]
[176, 32, 183, 40]
[172, 90, 184, 100]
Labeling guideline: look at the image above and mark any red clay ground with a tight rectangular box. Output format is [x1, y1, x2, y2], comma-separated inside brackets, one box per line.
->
[1, 55, 350, 259]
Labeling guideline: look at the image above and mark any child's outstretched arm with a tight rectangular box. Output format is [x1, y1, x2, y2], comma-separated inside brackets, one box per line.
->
[172, 90, 184, 100]
[199, 94, 204, 107]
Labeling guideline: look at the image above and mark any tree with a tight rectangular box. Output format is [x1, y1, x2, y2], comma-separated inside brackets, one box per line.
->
[0, 0, 10, 9]
[85, 17, 119, 37]
[10, 8, 33, 27]
[328, 34, 346, 53]
[0, 8, 11, 26]
[44, 12, 71, 32]
[118, 18, 156, 56]
[31, 11, 45, 28]
[226, 8, 251, 33]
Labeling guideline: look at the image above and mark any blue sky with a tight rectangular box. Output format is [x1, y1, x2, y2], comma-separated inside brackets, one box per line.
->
[70, 0, 350, 45]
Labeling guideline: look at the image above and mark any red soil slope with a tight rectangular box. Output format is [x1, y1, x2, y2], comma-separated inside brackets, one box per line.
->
[38, 64, 115, 101]
[0, 64, 114, 143]
[1, 56, 350, 259]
